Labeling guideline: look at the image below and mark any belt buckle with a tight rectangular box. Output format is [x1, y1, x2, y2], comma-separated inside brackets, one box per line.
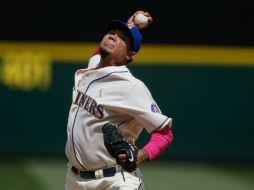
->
[95, 169, 104, 179]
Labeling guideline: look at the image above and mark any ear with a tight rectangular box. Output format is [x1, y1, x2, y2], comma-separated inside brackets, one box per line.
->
[126, 51, 136, 62]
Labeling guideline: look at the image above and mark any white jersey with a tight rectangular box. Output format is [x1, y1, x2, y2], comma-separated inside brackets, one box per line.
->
[65, 55, 171, 170]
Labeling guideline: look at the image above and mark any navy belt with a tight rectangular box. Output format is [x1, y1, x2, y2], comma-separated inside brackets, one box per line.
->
[71, 166, 117, 179]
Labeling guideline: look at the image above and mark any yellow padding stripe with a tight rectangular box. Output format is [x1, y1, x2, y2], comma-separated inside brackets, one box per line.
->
[137, 45, 254, 66]
[0, 41, 254, 66]
[0, 42, 98, 62]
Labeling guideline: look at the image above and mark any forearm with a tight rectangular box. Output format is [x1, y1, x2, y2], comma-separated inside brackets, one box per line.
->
[143, 124, 173, 160]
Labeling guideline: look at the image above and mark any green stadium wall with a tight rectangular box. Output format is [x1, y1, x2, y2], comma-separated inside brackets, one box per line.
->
[0, 43, 254, 161]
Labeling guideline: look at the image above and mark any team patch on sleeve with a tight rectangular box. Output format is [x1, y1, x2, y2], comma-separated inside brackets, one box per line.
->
[151, 103, 160, 113]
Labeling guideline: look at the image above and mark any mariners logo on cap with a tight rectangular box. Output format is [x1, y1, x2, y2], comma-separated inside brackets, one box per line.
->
[151, 103, 159, 113]
[127, 23, 135, 29]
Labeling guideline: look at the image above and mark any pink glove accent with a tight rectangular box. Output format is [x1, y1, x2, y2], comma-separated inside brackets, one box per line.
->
[143, 126, 173, 160]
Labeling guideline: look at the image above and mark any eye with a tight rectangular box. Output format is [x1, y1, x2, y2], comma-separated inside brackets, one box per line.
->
[108, 30, 116, 35]
[117, 33, 128, 42]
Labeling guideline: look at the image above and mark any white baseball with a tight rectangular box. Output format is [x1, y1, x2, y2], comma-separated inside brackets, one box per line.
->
[134, 13, 148, 27]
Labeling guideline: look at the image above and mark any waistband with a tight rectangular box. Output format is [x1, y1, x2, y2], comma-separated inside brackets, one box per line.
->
[71, 165, 118, 179]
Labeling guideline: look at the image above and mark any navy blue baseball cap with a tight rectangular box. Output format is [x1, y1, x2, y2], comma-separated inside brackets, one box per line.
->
[108, 20, 143, 53]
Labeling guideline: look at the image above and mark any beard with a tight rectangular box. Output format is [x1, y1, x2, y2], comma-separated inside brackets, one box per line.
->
[99, 47, 109, 58]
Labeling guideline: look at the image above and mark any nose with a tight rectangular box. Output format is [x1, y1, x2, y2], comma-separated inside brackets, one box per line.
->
[108, 33, 117, 41]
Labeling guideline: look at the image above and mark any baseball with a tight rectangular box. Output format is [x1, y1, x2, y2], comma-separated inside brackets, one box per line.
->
[134, 13, 148, 27]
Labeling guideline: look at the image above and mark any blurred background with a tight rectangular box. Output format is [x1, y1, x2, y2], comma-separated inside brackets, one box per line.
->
[0, 1, 254, 190]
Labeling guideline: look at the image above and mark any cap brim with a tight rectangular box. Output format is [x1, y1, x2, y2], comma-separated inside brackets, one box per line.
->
[108, 20, 134, 50]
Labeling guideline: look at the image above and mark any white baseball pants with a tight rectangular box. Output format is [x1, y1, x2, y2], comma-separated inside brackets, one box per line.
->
[65, 163, 145, 190]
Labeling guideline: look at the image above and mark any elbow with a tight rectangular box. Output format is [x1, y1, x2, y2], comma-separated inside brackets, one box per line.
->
[168, 129, 173, 144]
[168, 119, 173, 129]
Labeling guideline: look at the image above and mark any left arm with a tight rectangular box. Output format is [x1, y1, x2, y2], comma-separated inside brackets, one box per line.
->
[118, 122, 173, 167]
[136, 122, 173, 166]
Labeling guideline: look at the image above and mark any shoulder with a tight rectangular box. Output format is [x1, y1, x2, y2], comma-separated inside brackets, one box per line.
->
[99, 67, 152, 98]
[109, 68, 149, 91]
[107, 66, 152, 96]
[129, 76, 152, 97]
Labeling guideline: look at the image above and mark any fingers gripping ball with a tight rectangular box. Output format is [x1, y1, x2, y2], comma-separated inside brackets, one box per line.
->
[102, 123, 138, 172]
[134, 13, 149, 28]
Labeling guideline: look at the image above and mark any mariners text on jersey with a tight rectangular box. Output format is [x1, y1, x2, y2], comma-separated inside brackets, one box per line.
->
[74, 90, 104, 119]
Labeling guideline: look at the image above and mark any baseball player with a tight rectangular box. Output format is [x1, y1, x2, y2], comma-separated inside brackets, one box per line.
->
[65, 11, 173, 190]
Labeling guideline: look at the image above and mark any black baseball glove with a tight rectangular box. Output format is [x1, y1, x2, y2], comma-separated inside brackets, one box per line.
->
[102, 123, 138, 172]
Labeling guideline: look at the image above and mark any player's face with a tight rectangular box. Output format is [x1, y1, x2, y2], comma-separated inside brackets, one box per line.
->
[100, 29, 134, 64]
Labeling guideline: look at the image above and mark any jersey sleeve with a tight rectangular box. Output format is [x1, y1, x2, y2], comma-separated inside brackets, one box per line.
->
[113, 84, 171, 133]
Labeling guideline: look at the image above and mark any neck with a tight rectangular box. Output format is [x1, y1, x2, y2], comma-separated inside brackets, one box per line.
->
[98, 48, 127, 68]
[98, 55, 125, 68]
[97, 48, 114, 68]
[98, 60, 115, 68]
